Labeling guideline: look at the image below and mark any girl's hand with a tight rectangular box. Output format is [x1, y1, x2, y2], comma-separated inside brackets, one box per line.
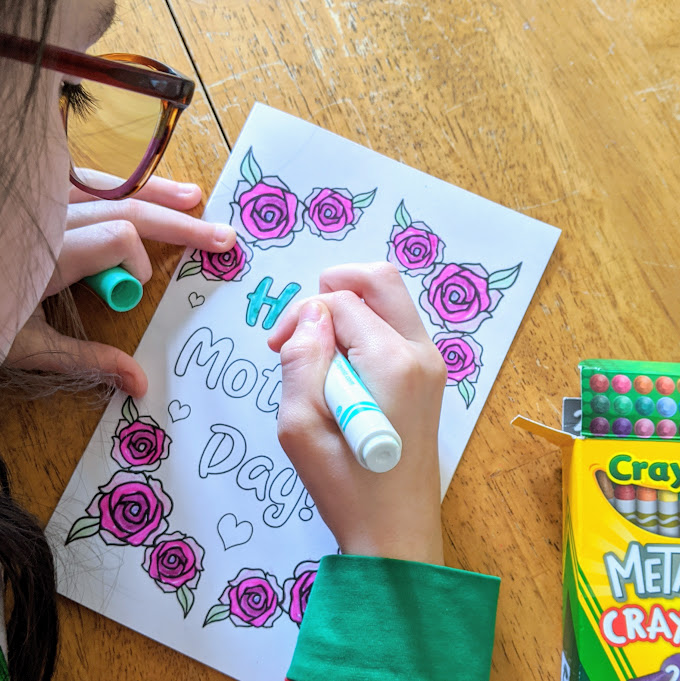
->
[5, 174, 235, 397]
[268, 262, 447, 565]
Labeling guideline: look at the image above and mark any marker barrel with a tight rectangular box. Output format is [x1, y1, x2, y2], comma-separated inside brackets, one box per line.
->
[324, 351, 402, 473]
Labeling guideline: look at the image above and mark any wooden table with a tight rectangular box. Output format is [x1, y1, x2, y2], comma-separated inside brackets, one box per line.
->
[2, 0, 679, 678]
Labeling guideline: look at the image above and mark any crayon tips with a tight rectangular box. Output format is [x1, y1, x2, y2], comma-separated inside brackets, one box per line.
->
[658, 490, 680, 538]
[635, 486, 659, 534]
[613, 483, 637, 524]
[596, 471, 679, 537]
[595, 470, 615, 505]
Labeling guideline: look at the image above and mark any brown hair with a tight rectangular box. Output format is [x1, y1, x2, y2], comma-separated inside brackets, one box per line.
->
[1, 1, 61, 679]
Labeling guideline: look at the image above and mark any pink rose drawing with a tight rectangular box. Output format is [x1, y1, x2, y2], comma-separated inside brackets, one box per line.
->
[203, 568, 283, 628]
[230, 148, 302, 249]
[420, 261, 522, 333]
[434, 332, 483, 407]
[65, 470, 172, 547]
[143, 532, 205, 617]
[177, 236, 253, 283]
[386, 200, 445, 276]
[282, 560, 319, 626]
[110, 397, 170, 472]
[303, 187, 376, 240]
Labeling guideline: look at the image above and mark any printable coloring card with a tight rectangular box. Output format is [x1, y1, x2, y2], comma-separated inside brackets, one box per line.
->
[47, 104, 560, 680]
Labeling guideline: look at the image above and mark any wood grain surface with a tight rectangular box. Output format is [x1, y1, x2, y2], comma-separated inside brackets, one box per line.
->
[1, 0, 678, 679]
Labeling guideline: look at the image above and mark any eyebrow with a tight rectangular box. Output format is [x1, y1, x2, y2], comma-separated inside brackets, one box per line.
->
[91, 0, 118, 42]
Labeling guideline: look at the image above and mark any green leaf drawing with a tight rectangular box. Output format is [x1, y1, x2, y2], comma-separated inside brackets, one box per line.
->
[177, 585, 195, 619]
[122, 395, 139, 424]
[488, 263, 522, 290]
[395, 200, 412, 229]
[240, 147, 263, 186]
[352, 188, 377, 209]
[178, 260, 202, 280]
[65, 516, 100, 545]
[458, 379, 475, 408]
[203, 603, 231, 627]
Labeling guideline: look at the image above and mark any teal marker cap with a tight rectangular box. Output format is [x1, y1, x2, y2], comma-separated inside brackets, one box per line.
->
[83, 266, 143, 312]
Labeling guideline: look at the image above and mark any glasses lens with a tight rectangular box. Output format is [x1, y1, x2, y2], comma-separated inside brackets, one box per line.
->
[65, 74, 163, 192]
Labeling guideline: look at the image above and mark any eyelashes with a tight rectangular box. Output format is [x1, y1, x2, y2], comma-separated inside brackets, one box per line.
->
[60, 82, 99, 120]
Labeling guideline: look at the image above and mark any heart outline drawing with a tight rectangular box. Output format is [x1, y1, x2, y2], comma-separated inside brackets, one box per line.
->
[188, 292, 205, 308]
[168, 400, 191, 423]
[217, 513, 254, 551]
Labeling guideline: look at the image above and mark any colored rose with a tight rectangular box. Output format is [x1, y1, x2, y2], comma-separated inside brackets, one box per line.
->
[197, 236, 252, 282]
[85, 471, 172, 546]
[231, 178, 302, 248]
[304, 188, 355, 239]
[111, 416, 170, 472]
[434, 333, 483, 385]
[219, 568, 283, 628]
[420, 263, 501, 333]
[387, 223, 444, 276]
[142, 532, 204, 592]
[283, 561, 318, 626]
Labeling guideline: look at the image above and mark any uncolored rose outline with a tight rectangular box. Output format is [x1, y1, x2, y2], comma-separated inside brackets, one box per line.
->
[142, 531, 205, 593]
[420, 262, 502, 333]
[230, 178, 303, 250]
[386, 222, 445, 276]
[84, 470, 172, 546]
[111, 416, 171, 472]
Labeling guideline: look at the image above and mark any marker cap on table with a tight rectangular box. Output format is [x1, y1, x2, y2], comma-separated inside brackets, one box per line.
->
[324, 350, 402, 473]
[83, 266, 143, 312]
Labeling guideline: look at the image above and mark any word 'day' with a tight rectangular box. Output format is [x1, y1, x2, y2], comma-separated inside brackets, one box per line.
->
[198, 424, 315, 529]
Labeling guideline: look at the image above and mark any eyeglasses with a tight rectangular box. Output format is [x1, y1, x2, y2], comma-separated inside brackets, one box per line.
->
[0, 33, 195, 199]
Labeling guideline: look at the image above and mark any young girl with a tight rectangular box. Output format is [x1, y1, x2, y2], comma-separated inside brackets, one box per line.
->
[0, 1, 500, 680]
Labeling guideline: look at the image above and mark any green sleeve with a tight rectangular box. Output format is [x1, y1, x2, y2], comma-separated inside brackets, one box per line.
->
[0, 649, 8, 681]
[287, 554, 500, 681]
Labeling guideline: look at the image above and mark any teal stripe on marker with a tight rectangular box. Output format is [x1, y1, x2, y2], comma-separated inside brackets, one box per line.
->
[341, 406, 381, 432]
[338, 401, 377, 429]
[340, 405, 382, 432]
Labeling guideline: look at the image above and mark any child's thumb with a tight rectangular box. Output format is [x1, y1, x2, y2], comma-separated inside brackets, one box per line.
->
[279, 300, 336, 407]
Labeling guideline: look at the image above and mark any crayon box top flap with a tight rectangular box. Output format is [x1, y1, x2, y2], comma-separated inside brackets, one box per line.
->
[512, 415, 577, 447]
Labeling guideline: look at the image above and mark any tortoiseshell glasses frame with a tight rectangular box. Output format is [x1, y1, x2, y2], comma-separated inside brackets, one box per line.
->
[0, 33, 195, 199]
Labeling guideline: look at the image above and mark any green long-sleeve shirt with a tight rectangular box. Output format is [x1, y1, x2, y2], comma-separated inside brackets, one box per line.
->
[0, 556, 499, 681]
[287, 554, 500, 681]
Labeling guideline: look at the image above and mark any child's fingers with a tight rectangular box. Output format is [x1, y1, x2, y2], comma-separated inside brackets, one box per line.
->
[6, 316, 147, 397]
[69, 172, 203, 212]
[267, 297, 317, 352]
[268, 260, 426, 352]
[269, 290, 398, 356]
[43, 221, 153, 298]
[319, 262, 429, 343]
[277, 301, 337, 448]
[66, 197, 235, 251]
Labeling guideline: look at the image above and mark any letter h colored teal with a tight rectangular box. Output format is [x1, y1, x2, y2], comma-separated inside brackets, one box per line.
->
[246, 277, 301, 330]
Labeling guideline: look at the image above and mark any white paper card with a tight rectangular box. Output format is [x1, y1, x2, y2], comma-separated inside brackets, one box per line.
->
[48, 104, 560, 680]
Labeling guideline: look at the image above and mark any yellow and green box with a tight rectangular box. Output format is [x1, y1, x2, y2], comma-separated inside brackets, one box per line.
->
[515, 417, 680, 681]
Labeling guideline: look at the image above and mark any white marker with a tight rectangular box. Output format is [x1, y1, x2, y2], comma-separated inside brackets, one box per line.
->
[324, 351, 402, 473]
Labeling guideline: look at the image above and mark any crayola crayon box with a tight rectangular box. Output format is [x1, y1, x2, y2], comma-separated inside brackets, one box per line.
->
[515, 359, 680, 681]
